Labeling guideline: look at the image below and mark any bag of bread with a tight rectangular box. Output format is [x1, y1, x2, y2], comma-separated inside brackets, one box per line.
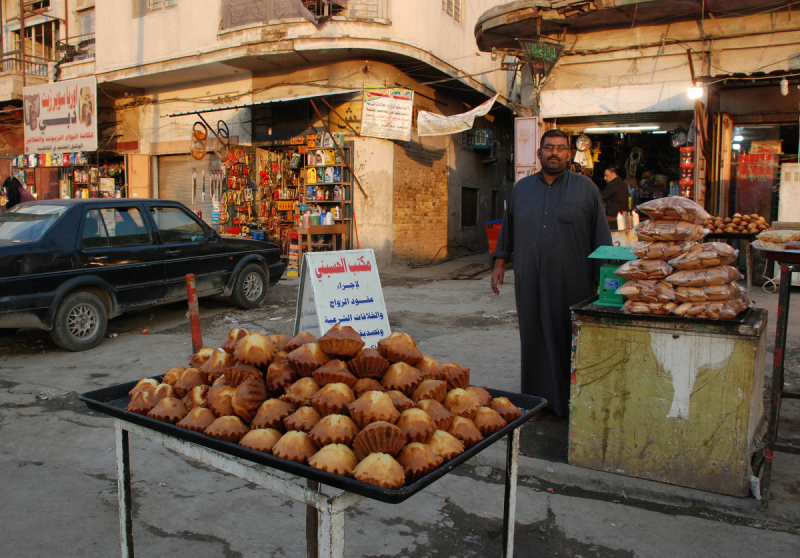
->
[632, 241, 698, 261]
[672, 296, 749, 320]
[754, 240, 788, 250]
[668, 242, 738, 270]
[673, 284, 740, 303]
[637, 197, 710, 224]
[623, 300, 676, 316]
[757, 230, 800, 244]
[633, 219, 706, 242]
[665, 265, 742, 287]
[615, 259, 673, 280]
[617, 280, 675, 303]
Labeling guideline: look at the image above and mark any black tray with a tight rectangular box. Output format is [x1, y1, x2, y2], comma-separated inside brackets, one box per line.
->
[80, 380, 546, 505]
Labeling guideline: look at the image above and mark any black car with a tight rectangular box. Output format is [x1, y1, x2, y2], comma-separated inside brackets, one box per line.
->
[0, 199, 285, 351]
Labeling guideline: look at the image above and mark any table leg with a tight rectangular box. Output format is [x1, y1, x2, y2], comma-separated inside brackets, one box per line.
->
[746, 242, 753, 300]
[115, 426, 134, 558]
[502, 427, 521, 558]
[305, 479, 346, 558]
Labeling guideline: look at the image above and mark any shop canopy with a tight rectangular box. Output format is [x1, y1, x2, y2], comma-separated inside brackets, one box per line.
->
[161, 89, 360, 118]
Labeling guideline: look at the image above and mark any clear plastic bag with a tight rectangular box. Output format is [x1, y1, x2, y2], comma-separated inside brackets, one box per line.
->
[668, 242, 738, 270]
[632, 241, 698, 261]
[617, 280, 675, 303]
[633, 219, 707, 242]
[673, 284, 741, 303]
[757, 230, 800, 244]
[754, 240, 788, 250]
[671, 296, 749, 319]
[665, 265, 742, 287]
[615, 259, 673, 280]
[638, 197, 710, 224]
[623, 300, 675, 315]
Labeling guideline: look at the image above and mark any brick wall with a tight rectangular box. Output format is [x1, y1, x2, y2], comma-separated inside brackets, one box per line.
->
[392, 141, 449, 262]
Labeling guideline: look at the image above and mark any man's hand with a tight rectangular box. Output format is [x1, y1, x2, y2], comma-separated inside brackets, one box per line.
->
[491, 258, 506, 295]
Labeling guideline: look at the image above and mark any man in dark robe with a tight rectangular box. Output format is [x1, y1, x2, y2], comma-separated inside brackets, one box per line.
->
[491, 130, 612, 416]
[602, 166, 631, 230]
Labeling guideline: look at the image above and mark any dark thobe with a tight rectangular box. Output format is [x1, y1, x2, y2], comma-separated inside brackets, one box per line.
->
[493, 170, 612, 416]
[601, 177, 630, 231]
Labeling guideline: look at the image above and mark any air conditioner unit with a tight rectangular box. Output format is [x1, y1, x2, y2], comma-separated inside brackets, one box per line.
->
[482, 141, 500, 164]
[473, 129, 494, 150]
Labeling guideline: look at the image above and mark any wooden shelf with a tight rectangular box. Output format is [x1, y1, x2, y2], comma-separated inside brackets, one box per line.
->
[304, 164, 343, 168]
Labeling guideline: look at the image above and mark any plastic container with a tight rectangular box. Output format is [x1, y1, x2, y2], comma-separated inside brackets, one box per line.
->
[310, 214, 320, 226]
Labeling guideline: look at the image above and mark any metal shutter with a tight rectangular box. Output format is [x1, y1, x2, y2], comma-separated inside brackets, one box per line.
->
[156, 154, 221, 225]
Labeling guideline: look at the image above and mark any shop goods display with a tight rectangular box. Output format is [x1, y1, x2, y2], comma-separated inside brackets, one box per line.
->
[665, 266, 743, 287]
[753, 229, 800, 250]
[667, 243, 738, 270]
[123, 329, 520, 490]
[703, 213, 771, 234]
[614, 259, 673, 280]
[632, 219, 706, 242]
[616, 280, 675, 303]
[632, 241, 697, 261]
[638, 197, 710, 224]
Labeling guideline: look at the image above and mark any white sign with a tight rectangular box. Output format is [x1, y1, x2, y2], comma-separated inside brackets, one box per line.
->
[360, 88, 414, 142]
[294, 249, 391, 349]
[417, 94, 499, 137]
[23, 77, 97, 154]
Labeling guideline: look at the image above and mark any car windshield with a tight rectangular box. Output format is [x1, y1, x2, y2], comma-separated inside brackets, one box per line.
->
[0, 204, 67, 243]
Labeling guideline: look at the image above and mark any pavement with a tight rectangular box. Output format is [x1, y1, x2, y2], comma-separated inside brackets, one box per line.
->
[1, 252, 799, 557]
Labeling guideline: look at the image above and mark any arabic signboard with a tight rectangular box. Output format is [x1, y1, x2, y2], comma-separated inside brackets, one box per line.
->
[518, 39, 564, 80]
[360, 87, 414, 142]
[294, 249, 391, 349]
[417, 94, 499, 137]
[23, 77, 97, 154]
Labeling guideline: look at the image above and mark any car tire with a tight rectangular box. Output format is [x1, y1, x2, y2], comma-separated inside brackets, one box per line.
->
[231, 263, 268, 309]
[50, 291, 108, 352]
[0, 328, 19, 336]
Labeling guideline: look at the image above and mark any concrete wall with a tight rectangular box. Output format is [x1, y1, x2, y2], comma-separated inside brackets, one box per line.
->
[353, 137, 394, 267]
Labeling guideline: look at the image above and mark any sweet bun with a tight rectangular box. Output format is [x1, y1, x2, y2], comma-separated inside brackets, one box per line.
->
[353, 452, 405, 489]
[177, 406, 217, 432]
[207, 382, 236, 417]
[174, 368, 205, 398]
[281, 377, 321, 407]
[272, 351, 290, 366]
[347, 391, 400, 428]
[312, 360, 358, 388]
[129, 378, 158, 397]
[162, 367, 186, 387]
[411, 379, 447, 403]
[308, 414, 361, 447]
[443, 388, 481, 419]
[250, 398, 295, 430]
[381, 362, 423, 395]
[284, 332, 318, 353]
[441, 362, 470, 390]
[147, 397, 188, 424]
[347, 348, 390, 379]
[223, 362, 263, 388]
[265, 361, 298, 394]
[310, 383, 355, 416]
[446, 416, 483, 448]
[490, 397, 522, 422]
[283, 406, 322, 432]
[416, 399, 454, 431]
[189, 347, 216, 369]
[352, 378, 386, 398]
[386, 390, 416, 412]
[396, 443, 443, 483]
[428, 430, 465, 461]
[151, 383, 176, 403]
[126, 390, 158, 415]
[465, 386, 492, 407]
[395, 408, 436, 444]
[205, 415, 250, 443]
[377, 331, 423, 365]
[234, 333, 275, 367]
[308, 444, 359, 477]
[239, 428, 283, 453]
[472, 406, 507, 436]
[318, 324, 365, 358]
[267, 334, 294, 352]
[272, 431, 318, 464]
[415, 355, 446, 381]
[353, 421, 407, 457]
[199, 350, 236, 383]
[221, 328, 250, 354]
[231, 377, 268, 423]
[288, 343, 330, 377]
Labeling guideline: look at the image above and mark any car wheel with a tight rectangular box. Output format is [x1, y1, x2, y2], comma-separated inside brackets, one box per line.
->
[231, 263, 268, 309]
[50, 292, 108, 351]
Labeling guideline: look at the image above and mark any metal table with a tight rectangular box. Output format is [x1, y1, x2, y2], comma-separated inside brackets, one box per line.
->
[82, 384, 545, 558]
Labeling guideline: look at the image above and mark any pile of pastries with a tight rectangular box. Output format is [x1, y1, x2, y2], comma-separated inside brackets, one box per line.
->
[702, 213, 770, 234]
[126, 326, 522, 490]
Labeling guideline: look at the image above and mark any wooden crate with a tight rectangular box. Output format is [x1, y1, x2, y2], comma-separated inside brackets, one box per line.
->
[569, 306, 767, 496]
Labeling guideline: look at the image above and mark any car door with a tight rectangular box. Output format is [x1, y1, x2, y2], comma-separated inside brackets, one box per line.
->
[74, 204, 165, 308]
[145, 204, 228, 300]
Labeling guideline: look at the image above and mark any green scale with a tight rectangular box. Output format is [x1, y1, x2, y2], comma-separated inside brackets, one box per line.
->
[589, 245, 637, 307]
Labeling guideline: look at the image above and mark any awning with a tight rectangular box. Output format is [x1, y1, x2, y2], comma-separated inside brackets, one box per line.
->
[162, 89, 361, 118]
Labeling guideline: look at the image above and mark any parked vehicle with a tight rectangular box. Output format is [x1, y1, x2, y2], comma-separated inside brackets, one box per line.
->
[0, 199, 285, 351]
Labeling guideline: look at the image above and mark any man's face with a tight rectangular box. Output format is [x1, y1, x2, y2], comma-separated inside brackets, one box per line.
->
[539, 136, 570, 174]
[604, 170, 615, 183]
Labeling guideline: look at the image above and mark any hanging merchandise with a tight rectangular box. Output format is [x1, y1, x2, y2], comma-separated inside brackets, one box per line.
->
[672, 129, 688, 148]
[576, 134, 592, 152]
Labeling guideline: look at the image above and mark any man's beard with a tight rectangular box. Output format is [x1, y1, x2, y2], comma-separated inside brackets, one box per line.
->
[543, 157, 566, 173]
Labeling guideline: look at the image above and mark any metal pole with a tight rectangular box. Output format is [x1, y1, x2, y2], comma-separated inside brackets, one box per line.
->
[501, 427, 521, 558]
[115, 425, 134, 558]
[20, 0, 25, 87]
[186, 273, 203, 353]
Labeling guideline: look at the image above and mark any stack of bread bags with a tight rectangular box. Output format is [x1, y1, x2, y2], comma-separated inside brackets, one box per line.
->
[753, 229, 800, 250]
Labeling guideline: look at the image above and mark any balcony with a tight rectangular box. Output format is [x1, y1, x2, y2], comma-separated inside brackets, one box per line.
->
[220, 0, 390, 32]
[55, 33, 95, 81]
[0, 52, 51, 101]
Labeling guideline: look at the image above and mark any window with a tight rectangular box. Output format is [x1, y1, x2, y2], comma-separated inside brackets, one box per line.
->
[442, 0, 461, 23]
[150, 206, 205, 243]
[80, 8, 95, 36]
[81, 207, 151, 249]
[0, 205, 66, 243]
[461, 187, 478, 228]
[149, 0, 177, 11]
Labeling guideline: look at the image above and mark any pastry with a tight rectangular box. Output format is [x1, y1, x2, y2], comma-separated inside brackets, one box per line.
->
[177, 406, 217, 432]
[416, 399, 454, 431]
[199, 350, 236, 383]
[415, 355, 446, 381]
[272, 431, 318, 464]
[208, 381, 236, 417]
[281, 377, 321, 406]
[353, 421, 407, 457]
[232, 377, 268, 423]
[223, 362, 263, 388]
[381, 362, 423, 395]
[490, 397, 522, 422]
[221, 327, 250, 354]
[189, 347, 216, 369]
[308, 444, 359, 477]
[288, 343, 330, 377]
[265, 361, 298, 394]
[250, 398, 295, 430]
[308, 414, 361, 447]
[441, 362, 470, 389]
[395, 408, 436, 444]
[348, 348, 390, 379]
[147, 397, 187, 424]
[411, 379, 447, 403]
[284, 332, 318, 353]
[129, 378, 158, 397]
[311, 383, 355, 416]
[472, 406, 507, 436]
[272, 351, 290, 366]
[283, 406, 322, 432]
[239, 428, 283, 453]
[353, 453, 405, 489]
[465, 386, 492, 407]
[162, 367, 186, 387]
[126, 390, 158, 414]
[352, 378, 386, 397]
[443, 388, 480, 419]
[318, 324, 365, 358]
[446, 416, 483, 448]
[312, 360, 358, 388]
[396, 443, 443, 483]
[151, 383, 176, 403]
[386, 390, 416, 412]
[428, 430, 465, 461]
[205, 415, 250, 443]
[267, 334, 294, 352]
[347, 391, 400, 428]
[377, 331, 423, 365]
[174, 368, 205, 398]
[234, 333, 275, 367]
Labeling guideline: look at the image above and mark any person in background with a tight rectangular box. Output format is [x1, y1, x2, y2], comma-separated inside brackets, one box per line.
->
[602, 167, 631, 230]
[491, 129, 612, 417]
[3, 176, 36, 211]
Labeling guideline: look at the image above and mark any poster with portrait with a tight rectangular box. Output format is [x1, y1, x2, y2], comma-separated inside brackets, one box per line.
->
[23, 77, 97, 154]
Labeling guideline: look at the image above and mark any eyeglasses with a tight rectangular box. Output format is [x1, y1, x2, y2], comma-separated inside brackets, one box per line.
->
[541, 144, 570, 153]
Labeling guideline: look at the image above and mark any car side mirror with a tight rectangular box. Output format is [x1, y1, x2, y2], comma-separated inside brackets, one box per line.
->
[205, 228, 217, 240]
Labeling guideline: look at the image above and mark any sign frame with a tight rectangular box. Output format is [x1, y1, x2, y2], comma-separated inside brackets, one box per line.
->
[23, 76, 98, 154]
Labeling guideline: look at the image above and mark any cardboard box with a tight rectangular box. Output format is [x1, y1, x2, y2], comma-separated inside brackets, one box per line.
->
[751, 140, 783, 154]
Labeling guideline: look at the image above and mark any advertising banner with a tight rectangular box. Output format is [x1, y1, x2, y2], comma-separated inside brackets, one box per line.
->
[360, 88, 414, 141]
[23, 77, 98, 154]
[417, 94, 499, 137]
